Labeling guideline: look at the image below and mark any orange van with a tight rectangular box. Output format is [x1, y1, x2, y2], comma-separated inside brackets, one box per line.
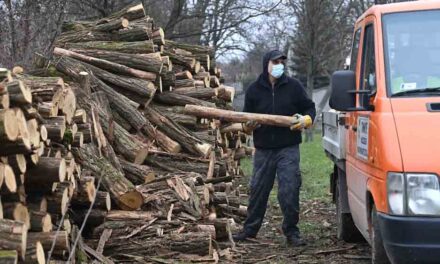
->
[323, 1, 440, 263]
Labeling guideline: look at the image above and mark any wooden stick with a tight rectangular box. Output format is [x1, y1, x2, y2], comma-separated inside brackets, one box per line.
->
[184, 105, 298, 127]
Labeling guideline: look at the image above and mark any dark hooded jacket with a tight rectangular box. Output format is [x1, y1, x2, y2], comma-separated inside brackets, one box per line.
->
[243, 50, 316, 149]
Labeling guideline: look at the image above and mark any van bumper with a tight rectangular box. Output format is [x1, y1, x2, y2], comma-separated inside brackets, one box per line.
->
[378, 213, 440, 264]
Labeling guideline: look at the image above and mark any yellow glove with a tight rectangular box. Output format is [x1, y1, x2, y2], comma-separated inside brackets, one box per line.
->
[290, 114, 312, 131]
[242, 120, 260, 134]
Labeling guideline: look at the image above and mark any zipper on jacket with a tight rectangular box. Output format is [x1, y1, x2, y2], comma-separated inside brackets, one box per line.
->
[271, 84, 275, 142]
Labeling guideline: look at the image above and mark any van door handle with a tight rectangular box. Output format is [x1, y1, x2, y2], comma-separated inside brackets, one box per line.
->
[352, 126, 357, 132]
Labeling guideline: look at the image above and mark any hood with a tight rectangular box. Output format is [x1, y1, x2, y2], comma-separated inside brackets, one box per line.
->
[259, 50, 285, 85]
[391, 97, 440, 175]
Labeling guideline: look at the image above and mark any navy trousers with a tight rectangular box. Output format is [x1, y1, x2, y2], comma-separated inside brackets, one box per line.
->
[243, 145, 302, 237]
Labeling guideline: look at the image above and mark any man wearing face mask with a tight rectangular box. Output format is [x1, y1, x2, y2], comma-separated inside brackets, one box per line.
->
[233, 50, 316, 246]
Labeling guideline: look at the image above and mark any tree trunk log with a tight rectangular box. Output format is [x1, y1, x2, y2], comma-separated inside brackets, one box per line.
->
[0, 250, 18, 263]
[0, 219, 27, 260]
[144, 107, 211, 157]
[23, 241, 45, 264]
[184, 105, 297, 127]
[72, 144, 143, 210]
[65, 40, 156, 54]
[18, 76, 64, 104]
[2, 203, 30, 231]
[29, 211, 52, 233]
[69, 49, 163, 74]
[119, 159, 155, 185]
[155, 93, 215, 108]
[27, 231, 69, 257]
[53, 48, 157, 81]
[25, 157, 66, 193]
[6, 81, 32, 107]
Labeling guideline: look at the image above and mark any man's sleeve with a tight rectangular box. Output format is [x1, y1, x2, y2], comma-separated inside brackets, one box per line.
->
[296, 82, 316, 121]
[243, 86, 255, 113]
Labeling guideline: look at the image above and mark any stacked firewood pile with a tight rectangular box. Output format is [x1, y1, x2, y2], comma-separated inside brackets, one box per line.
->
[0, 2, 252, 263]
[0, 67, 111, 263]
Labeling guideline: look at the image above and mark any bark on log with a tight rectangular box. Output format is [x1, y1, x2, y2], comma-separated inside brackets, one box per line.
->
[46, 184, 69, 216]
[105, 210, 156, 221]
[69, 49, 163, 74]
[25, 157, 66, 193]
[184, 105, 297, 127]
[72, 144, 143, 210]
[29, 211, 52, 233]
[57, 30, 113, 45]
[27, 231, 69, 256]
[27, 197, 47, 213]
[155, 93, 215, 108]
[0, 250, 18, 263]
[53, 48, 157, 81]
[0, 219, 27, 260]
[77, 124, 92, 143]
[116, 27, 151, 41]
[65, 41, 155, 54]
[94, 18, 129, 32]
[6, 81, 32, 106]
[23, 241, 45, 264]
[19, 76, 64, 104]
[97, 3, 146, 22]
[212, 192, 240, 208]
[2, 203, 30, 230]
[144, 107, 211, 157]
[119, 159, 155, 185]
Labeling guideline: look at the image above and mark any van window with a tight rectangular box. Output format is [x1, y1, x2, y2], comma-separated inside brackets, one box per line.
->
[383, 10, 440, 96]
[350, 28, 362, 71]
[360, 24, 376, 107]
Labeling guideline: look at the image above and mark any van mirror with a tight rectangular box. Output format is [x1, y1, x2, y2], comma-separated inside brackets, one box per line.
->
[329, 70, 357, 111]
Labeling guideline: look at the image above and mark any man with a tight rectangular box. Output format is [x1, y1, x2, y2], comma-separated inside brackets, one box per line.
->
[233, 50, 316, 246]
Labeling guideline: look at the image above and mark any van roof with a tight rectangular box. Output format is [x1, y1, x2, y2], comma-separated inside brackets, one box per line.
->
[357, 1, 440, 23]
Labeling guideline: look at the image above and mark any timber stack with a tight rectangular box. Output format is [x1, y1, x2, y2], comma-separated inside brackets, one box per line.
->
[0, 2, 251, 263]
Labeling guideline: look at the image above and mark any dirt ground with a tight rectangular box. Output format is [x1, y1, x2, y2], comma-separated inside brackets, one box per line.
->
[228, 181, 371, 263]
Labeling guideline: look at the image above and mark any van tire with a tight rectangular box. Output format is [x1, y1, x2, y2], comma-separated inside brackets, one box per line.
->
[335, 181, 363, 242]
[371, 206, 390, 264]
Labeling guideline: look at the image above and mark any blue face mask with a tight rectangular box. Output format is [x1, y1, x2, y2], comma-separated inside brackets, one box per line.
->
[270, 64, 284, 78]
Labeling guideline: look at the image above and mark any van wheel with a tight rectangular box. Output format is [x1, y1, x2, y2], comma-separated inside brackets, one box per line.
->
[371, 206, 390, 264]
[335, 181, 363, 242]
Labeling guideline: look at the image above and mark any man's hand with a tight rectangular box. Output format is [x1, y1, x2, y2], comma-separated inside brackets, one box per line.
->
[242, 120, 260, 134]
[290, 114, 312, 131]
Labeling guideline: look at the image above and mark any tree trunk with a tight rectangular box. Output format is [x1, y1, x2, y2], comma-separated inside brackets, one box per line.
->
[29, 211, 52, 233]
[68, 49, 163, 74]
[72, 144, 143, 210]
[53, 48, 157, 81]
[65, 41, 156, 54]
[25, 157, 66, 193]
[0, 219, 27, 260]
[184, 105, 297, 127]
[155, 93, 215, 108]
[144, 107, 211, 157]
[119, 159, 155, 185]
[27, 231, 69, 257]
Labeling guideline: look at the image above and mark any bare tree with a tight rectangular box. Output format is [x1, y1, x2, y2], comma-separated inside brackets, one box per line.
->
[0, 0, 66, 68]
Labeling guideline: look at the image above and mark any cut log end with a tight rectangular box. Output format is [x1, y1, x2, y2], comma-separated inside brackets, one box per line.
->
[1, 109, 19, 141]
[117, 191, 143, 211]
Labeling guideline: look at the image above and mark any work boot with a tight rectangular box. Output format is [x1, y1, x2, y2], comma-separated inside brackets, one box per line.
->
[286, 234, 306, 247]
[232, 231, 256, 242]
